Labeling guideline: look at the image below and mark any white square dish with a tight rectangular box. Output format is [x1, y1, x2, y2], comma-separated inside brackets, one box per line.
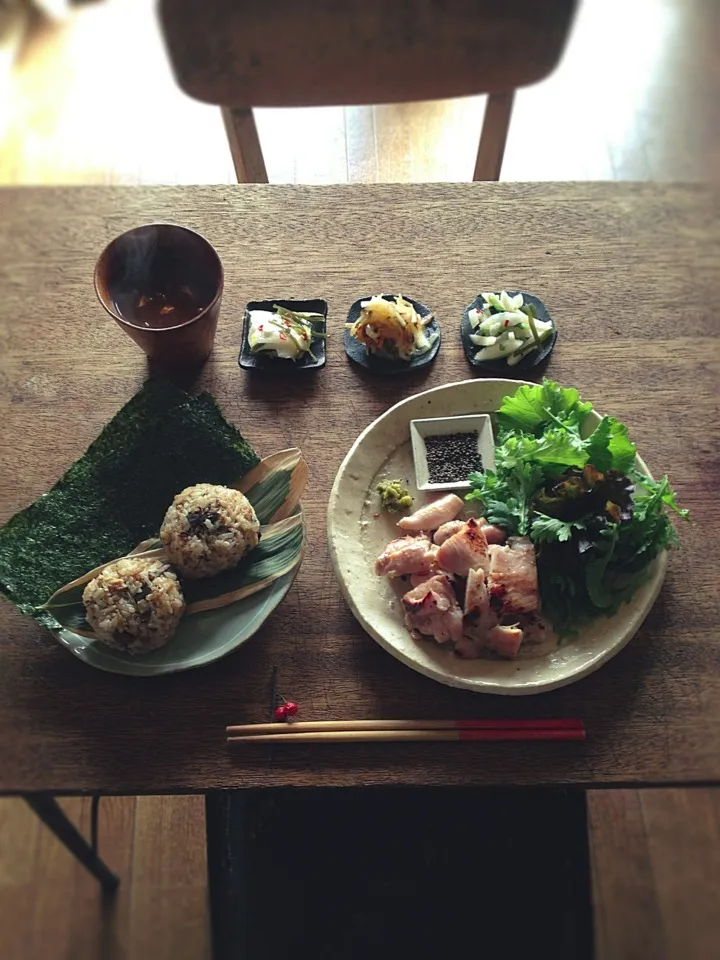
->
[410, 414, 495, 492]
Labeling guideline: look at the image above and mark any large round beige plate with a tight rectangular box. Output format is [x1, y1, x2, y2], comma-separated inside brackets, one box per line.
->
[327, 379, 666, 695]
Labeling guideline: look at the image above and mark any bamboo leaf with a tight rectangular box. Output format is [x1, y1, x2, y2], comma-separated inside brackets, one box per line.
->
[235, 448, 301, 493]
[181, 512, 305, 610]
[185, 552, 303, 614]
[41, 546, 167, 613]
[236, 448, 304, 524]
[41, 596, 94, 637]
[39, 443, 307, 642]
[41, 510, 305, 639]
[129, 537, 161, 555]
[259, 512, 304, 540]
[270, 459, 309, 523]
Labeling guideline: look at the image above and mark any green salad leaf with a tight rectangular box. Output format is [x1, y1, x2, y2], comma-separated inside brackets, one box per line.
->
[584, 416, 637, 473]
[497, 379, 593, 435]
[467, 454, 544, 536]
[530, 514, 587, 544]
[630, 470, 689, 519]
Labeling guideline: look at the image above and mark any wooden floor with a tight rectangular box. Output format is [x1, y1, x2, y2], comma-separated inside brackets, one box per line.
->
[0, 796, 209, 960]
[0, 0, 717, 186]
[589, 788, 720, 960]
[0, 0, 719, 957]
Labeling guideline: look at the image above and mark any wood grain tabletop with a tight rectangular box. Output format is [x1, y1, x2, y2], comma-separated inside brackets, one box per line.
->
[0, 183, 718, 795]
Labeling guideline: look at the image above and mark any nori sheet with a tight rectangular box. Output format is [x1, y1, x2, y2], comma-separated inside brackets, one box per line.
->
[0, 379, 259, 618]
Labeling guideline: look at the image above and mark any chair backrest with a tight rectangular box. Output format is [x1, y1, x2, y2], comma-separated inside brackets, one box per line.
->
[159, 0, 578, 108]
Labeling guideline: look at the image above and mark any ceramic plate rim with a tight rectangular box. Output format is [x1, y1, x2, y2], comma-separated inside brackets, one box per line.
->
[327, 379, 667, 696]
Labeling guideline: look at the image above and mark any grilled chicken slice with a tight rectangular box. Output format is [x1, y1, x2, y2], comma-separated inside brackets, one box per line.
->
[457, 623, 523, 659]
[436, 518, 489, 577]
[481, 523, 507, 545]
[432, 520, 466, 545]
[464, 566, 489, 619]
[402, 574, 463, 646]
[487, 536, 539, 615]
[375, 535, 438, 578]
[457, 567, 498, 657]
[434, 517, 506, 546]
[513, 612, 549, 644]
[484, 624, 524, 658]
[396, 493, 464, 533]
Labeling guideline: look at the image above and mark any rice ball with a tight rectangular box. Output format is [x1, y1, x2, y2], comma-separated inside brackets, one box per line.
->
[160, 483, 260, 579]
[82, 557, 186, 655]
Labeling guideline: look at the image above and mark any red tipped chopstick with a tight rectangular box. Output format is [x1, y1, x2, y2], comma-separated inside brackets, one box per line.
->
[226, 718, 585, 744]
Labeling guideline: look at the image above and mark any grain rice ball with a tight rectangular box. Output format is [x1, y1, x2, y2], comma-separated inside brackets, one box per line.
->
[82, 557, 185, 655]
[160, 483, 260, 579]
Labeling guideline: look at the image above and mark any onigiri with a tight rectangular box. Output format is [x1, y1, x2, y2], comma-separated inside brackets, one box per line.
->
[82, 557, 186, 654]
[160, 483, 260, 579]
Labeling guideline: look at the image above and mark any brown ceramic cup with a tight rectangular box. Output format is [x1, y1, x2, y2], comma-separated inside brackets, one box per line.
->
[94, 223, 223, 368]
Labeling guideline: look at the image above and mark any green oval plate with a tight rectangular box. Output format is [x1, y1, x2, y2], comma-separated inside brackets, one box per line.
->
[53, 556, 302, 677]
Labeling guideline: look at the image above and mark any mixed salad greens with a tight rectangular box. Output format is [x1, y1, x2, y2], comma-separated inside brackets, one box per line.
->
[467, 379, 688, 635]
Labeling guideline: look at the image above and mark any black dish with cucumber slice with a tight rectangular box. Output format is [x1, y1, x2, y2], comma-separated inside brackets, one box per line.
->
[461, 291, 557, 375]
[344, 294, 441, 376]
[239, 298, 327, 371]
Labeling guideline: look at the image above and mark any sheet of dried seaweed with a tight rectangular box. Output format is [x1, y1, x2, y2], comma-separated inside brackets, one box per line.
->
[0, 379, 259, 621]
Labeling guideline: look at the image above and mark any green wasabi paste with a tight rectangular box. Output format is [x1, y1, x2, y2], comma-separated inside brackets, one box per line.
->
[377, 480, 413, 513]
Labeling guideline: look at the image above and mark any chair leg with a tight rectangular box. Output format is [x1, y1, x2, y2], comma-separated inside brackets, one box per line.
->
[24, 793, 119, 891]
[473, 90, 515, 181]
[221, 107, 269, 183]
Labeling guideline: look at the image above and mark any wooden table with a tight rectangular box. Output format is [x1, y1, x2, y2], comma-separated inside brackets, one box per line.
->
[0, 182, 718, 796]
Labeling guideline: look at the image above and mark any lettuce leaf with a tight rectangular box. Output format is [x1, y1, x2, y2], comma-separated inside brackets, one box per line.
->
[584, 417, 637, 473]
[495, 430, 587, 471]
[497, 380, 637, 473]
[497, 379, 593, 435]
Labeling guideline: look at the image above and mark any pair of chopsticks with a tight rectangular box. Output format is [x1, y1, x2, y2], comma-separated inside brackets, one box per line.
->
[226, 718, 585, 744]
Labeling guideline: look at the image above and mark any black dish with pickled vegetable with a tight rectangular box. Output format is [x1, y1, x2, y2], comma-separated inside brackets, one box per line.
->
[344, 294, 441, 376]
[461, 290, 557, 375]
[239, 299, 327, 371]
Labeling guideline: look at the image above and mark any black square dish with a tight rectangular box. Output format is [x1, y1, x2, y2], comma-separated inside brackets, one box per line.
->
[461, 291, 557, 375]
[238, 299, 327, 371]
[344, 294, 440, 375]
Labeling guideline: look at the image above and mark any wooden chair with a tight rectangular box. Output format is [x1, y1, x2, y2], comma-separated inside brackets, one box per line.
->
[159, 0, 577, 183]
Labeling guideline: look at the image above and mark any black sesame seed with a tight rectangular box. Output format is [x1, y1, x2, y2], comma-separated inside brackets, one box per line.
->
[425, 432, 483, 484]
